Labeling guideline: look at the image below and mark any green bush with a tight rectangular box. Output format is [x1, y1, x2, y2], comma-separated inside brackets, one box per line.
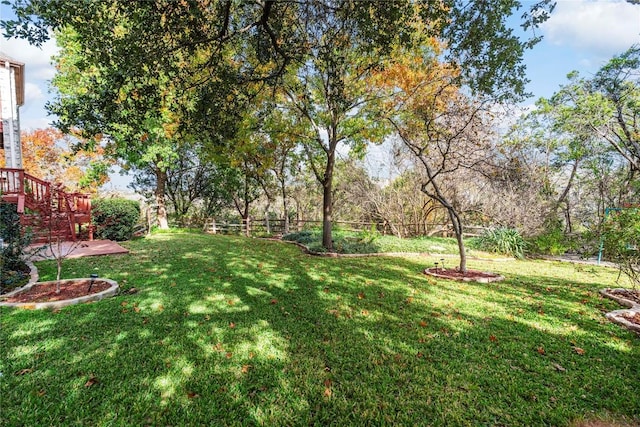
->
[528, 221, 570, 255]
[357, 224, 381, 244]
[0, 202, 32, 293]
[283, 230, 318, 245]
[476, 227, 526, 259]
[92, 198, 141, 241]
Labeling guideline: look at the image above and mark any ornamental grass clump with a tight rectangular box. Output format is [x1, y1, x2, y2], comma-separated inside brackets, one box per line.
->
[477, 227, 526, 259]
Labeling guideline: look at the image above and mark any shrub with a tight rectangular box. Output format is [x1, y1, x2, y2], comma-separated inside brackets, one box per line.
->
[601, 208, 640, 289]
[476, 227, 526, 259]
[0, 202, 32, 293]
[357, 224, 381, 244]
[528, 221, 571, 255]
[283, 230, 317, 245]
[92, 198, 141, 241]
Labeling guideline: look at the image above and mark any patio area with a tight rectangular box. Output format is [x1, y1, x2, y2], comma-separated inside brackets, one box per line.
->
[25, 240, 129, 261]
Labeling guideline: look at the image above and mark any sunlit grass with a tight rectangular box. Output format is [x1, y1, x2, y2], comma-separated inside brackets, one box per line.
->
[0, 233, 637, 426]
[284, 228, 508, 258]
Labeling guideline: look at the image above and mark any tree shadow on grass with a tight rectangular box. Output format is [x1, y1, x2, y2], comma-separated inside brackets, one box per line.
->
[1, 234, 638, 426]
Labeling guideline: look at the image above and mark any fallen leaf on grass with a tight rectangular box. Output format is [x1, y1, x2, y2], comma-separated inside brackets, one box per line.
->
[553, 363, 566, 372]
[225, 352, 233, 359]
[15, 368, 33, 376]
[229, 322, 236, 329]
[324, 379, 332, 387]
[134, 306, 141, 313]
[36, 389, 46, 397]
[419, 321, 428, 327]
[270, 299, 278, 305]
[323, 387, 332, 398]
[573, 347, 585, 355]
[537, 347, 546, 355]
[241, 365, 251, 374]
[227, 300, 235, 306]
[357, 292, 366, 300]
[85, 376, 99, 387]
[489, 335, 498, 342]
[361, 310, 369, 316]
[187, 391, 199, 399]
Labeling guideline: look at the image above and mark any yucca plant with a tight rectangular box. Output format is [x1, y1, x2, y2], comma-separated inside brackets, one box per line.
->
[477, 227, 526, 259]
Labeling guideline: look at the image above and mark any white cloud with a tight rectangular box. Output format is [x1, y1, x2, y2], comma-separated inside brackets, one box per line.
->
[1, 35, 59, 80]
[24, 82, 45, 103]
[19, 116, 52, 131]
[543, 0, 640, 57]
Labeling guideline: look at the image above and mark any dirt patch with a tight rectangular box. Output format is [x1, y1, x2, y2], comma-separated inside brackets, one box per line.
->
[2, 279, 112, 303]
[424, 267, 504, 283]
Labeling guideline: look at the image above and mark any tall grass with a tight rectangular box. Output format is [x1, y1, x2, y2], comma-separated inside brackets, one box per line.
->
[475, 227, 527, 258]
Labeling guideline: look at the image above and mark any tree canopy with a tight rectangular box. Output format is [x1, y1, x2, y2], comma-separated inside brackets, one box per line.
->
[3, 0, 558, 251]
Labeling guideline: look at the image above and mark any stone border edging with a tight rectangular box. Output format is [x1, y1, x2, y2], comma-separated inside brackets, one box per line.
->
[600, 288, 640, 335]
[0, 278, 119, 310]
[25, 260, 38, 286]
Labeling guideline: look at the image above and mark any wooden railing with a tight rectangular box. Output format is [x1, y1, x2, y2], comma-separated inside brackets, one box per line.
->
[0, 168, 25, 195]
[23, 172, 52, 212]
[0, 168, 92, 241]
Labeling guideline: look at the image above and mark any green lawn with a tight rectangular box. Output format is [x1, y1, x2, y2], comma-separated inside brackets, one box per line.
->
[1, 233, 638, 426]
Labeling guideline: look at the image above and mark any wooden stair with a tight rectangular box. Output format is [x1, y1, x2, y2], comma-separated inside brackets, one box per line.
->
[0, 168, 92, 243]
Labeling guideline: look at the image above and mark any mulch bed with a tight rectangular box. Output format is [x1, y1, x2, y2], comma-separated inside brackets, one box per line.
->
[608, 288, 640, 305]
[622, 311, 640, 326]
[2, 280, 112, 303]
[425, 268, 498, 279]
[424, 267, 504, 283]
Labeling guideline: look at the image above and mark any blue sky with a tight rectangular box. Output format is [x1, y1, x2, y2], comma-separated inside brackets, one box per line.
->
[1, 0, 639, 187]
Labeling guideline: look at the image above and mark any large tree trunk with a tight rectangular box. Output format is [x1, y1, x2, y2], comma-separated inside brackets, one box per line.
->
[321, 153, 335, 251]
[322, 180, 333, 250]
[264, 198, 271, 235]
[281, 179, 289, 235]
[155, 168, 169, 229]
[447, 207, 467, 273]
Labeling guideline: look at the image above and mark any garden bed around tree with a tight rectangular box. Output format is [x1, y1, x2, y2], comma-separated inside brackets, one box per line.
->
[423, 267, 505, 283]
[600, 288, 640, 333]
[0, 278, 119, 309]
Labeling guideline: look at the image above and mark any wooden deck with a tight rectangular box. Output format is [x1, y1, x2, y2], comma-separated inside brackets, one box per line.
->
[0, 168, 92, 241]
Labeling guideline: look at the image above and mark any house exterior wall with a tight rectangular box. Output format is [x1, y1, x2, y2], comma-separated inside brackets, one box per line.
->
[0, 58, 24, 169]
